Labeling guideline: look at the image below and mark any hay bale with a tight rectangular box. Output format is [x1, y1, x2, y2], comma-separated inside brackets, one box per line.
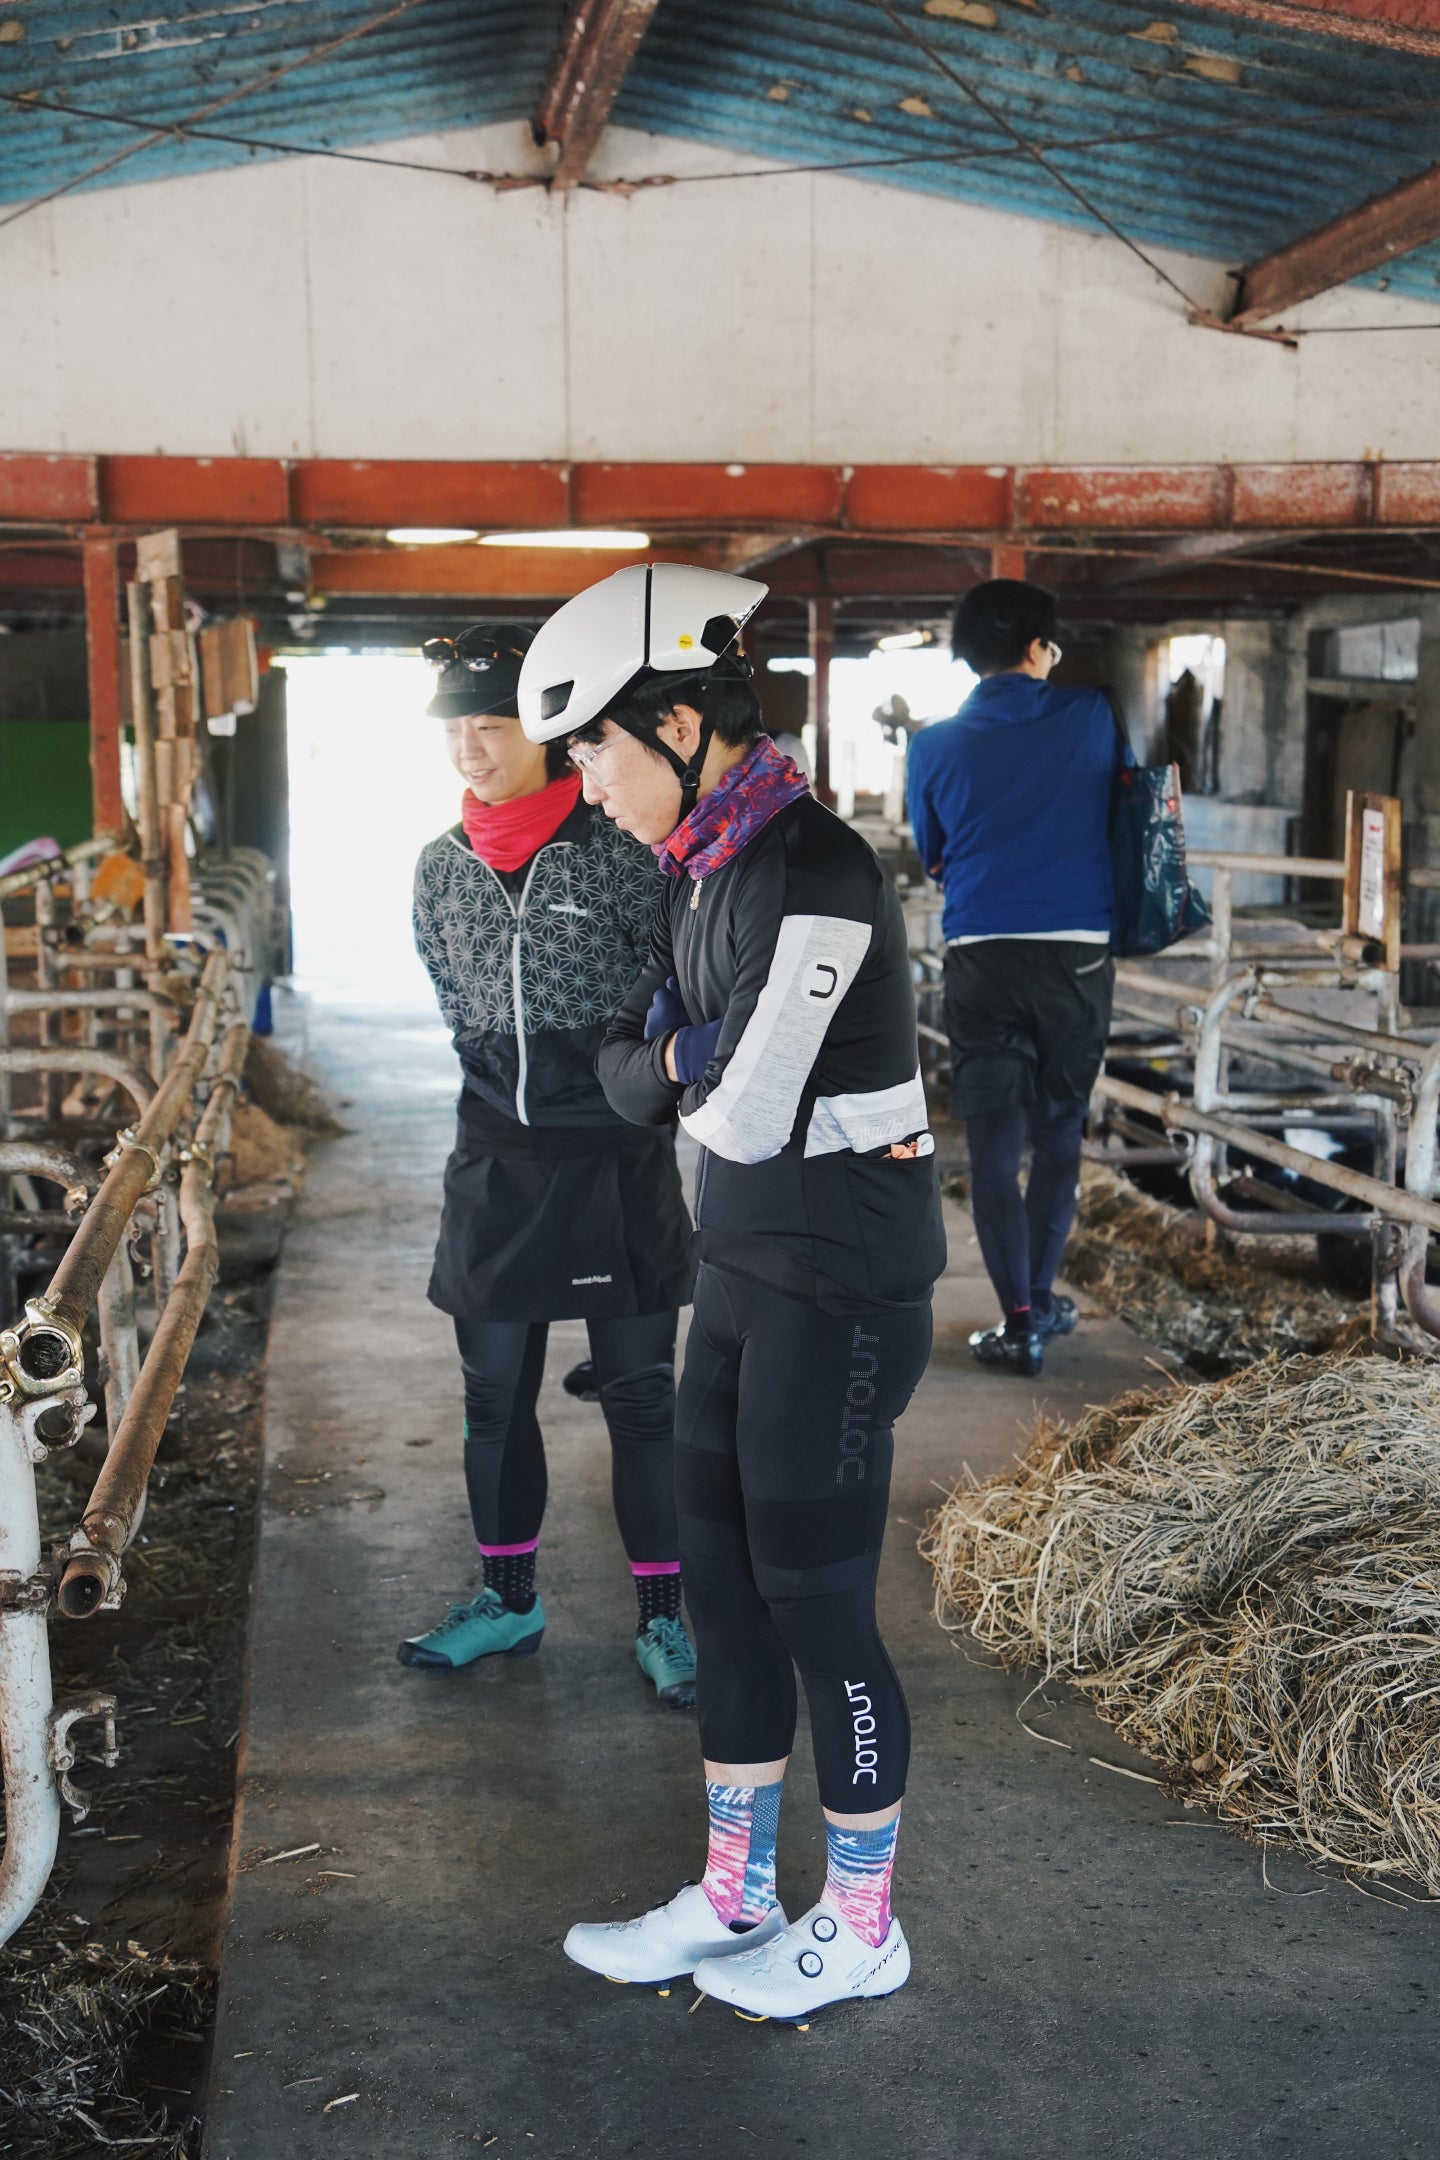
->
[242, 1036, 343, 1135]
[921, 1353, 1440, 1888]
[1065, 1163, 1363, 1374]
[222, 1099, 304, 1189]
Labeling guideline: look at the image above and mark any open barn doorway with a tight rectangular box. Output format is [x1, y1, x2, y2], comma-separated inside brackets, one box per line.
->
[284, 653, 458, 1009]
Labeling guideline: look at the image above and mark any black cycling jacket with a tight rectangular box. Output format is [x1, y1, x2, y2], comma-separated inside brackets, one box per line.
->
[599, 793, 946, 1311]
[414, 797, 661, 1130]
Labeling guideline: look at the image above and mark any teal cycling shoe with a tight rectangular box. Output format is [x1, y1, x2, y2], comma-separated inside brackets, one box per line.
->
[635, 1614, 697, 1708]
[397, 1588, 545, 1670]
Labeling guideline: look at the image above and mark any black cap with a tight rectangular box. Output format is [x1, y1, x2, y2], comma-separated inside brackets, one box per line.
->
[424, 624, 533, 719]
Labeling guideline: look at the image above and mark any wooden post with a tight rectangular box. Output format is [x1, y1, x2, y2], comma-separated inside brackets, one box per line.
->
[809, 596, 834, 810]
[126, 580, 168, 976]
[82, 532, 125, 837]
[135, 529, 197, 934]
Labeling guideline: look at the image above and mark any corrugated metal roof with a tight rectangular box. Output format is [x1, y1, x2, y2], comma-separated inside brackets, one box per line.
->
[616, 0, 1440, 302]
[1, 0, 1437, 305]
[0, 0, 563, 201]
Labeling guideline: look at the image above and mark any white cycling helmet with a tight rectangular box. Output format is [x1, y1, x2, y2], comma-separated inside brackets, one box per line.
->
[519, 562, 767, 817]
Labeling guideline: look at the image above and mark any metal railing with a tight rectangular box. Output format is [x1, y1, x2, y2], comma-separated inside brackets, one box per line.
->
[1092, 839, 1440, 1342]
[0, 916, 253, 1943]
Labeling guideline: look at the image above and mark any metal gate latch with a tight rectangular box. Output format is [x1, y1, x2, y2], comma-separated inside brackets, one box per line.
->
[49, 1694, 120, 1822]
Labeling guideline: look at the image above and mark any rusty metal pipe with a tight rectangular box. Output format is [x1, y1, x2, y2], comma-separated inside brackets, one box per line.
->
[0, 1143, 98, 1199]
[0, 988, 175, 1017]
[1164, 1098, 1440, 1233]
[1094, 1073, 1377, 1238]
[0, 837, 111, 906]
[38, 951, 228, 1341]
[0, 1047, 155, 1114]
[1400, 1039, 1440, 1338]
[59, 1023, 248, 1618]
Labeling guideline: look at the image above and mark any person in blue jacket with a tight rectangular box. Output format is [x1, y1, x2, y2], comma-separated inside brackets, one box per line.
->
[907, 579, 1131, 1377]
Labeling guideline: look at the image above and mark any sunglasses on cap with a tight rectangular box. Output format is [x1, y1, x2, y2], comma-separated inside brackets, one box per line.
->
[422, 628, 530, 672]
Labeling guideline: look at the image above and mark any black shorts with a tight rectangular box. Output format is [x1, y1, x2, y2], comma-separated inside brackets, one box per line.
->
[943, 939, 1114, 1119]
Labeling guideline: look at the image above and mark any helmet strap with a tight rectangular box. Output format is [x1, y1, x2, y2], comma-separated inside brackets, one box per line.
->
[610, 708, 715, 826]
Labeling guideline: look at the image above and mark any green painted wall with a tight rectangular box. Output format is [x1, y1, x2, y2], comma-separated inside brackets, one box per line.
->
[0, 721, 92, 857]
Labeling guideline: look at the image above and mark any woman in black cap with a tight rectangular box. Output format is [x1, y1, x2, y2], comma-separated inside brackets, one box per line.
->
[399, 625, 698, 1707]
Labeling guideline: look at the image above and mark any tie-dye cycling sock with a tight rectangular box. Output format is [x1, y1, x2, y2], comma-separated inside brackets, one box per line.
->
[823, 1812, 900, 1947]
[699, 1780, 782, 1929]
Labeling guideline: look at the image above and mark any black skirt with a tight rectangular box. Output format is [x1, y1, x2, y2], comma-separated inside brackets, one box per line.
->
[428, 1090, 695, 1323]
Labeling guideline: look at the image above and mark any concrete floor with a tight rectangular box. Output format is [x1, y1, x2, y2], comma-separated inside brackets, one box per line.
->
[206, 1000, 1440, 2160]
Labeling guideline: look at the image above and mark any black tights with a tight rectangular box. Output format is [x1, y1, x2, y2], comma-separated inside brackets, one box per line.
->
[675, 1265, 931, 1814]
[453, 1311, 680, 1561]
[966, 1103, 1085, 1317]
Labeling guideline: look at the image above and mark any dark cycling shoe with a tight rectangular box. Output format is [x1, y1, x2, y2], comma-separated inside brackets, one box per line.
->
[562, 1360, 600, 1403]
[969, 1320, 1043, 1377]
[1032, 1295, 1078, 1345]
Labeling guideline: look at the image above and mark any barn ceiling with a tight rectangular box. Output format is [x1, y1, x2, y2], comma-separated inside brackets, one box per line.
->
[1, 0, 1438, 309]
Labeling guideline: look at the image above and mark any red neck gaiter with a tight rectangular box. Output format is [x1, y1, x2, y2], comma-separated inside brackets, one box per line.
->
[460, 773, 582, 873]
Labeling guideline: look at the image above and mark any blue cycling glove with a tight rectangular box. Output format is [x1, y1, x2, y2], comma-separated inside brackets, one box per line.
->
[644, 975, 689, 1042]
[669, 1017, 723, 1086]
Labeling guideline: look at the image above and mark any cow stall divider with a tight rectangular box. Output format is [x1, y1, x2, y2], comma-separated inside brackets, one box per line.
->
[1086, 797, 1440, 1344]
[0, 944, 249, 1946]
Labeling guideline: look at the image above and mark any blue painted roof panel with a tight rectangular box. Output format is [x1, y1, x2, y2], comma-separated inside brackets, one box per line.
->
[1, 0, 1438, 305]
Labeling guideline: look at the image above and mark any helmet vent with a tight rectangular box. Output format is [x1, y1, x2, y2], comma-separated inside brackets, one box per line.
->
[540, 681, 574, 721]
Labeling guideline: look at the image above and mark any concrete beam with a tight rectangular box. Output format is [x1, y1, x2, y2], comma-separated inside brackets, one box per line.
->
[533, 0, 663, 191]
[1231, 162, 1440, 326]
[1186, 0, 1440, 59]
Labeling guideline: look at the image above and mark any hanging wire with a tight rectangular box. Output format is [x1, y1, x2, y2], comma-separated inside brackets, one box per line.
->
[3, 75, 1439, 204]
[0, 0, 439, 234]
[866, 0, 1214, 317]
[0, 89, 516, 187]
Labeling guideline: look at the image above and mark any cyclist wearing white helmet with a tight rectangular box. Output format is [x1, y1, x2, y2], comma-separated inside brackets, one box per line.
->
[519, 564, 946, 2026]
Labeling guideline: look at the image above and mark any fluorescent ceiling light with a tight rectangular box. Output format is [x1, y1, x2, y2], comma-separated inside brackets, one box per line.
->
[386, 527, 479, 546]
[876, 630, 928, 651]
[479, 529, 649, 550]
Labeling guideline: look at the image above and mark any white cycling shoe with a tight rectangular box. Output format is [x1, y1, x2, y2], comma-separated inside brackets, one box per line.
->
[564, 1882, 788, 1992]
[692, 1899, 910, 2025]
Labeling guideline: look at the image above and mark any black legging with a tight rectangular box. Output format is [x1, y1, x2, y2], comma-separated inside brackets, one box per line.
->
[966, 1102, 1085, 1317]
[454, 1311, 680, 1561]
[675, 1264, 931, 1813]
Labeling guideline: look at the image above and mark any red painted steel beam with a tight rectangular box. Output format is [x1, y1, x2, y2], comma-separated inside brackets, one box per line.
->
[311, 539, 724, 600]
[1186, 0, 1440, 59]
[5, 456, 1440, 542]
[81, 532, 125, 837]
[1230, 161, 1440, 325]
[576, 461, 845, 528]
[292, 459, 570, 530]
[0, 453, 97, 522]
[533, 0, 663, 190]
[101, 454, 290, 526]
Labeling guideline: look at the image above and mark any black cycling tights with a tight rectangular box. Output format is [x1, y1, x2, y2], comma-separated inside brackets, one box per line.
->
[966, 1102, 1086, 1318]
[675, 1265, 931, 1814]
[453, 1311, 680, 1562]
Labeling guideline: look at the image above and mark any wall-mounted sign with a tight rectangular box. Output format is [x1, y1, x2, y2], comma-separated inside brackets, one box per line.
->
[1343, 790, 1402, 971]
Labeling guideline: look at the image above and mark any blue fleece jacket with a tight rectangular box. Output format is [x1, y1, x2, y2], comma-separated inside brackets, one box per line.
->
[906, 673, 1127, 942]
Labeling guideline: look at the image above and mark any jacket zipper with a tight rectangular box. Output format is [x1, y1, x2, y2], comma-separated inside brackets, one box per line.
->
[450, 833, 572, 1127]
[509, 853, 546, 1125]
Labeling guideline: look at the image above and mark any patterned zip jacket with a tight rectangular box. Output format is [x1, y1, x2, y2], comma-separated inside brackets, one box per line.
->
[413, 798, 663, 1130]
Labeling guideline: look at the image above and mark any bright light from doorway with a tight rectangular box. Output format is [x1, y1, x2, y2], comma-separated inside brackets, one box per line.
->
[285, 654, 460, 1011]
